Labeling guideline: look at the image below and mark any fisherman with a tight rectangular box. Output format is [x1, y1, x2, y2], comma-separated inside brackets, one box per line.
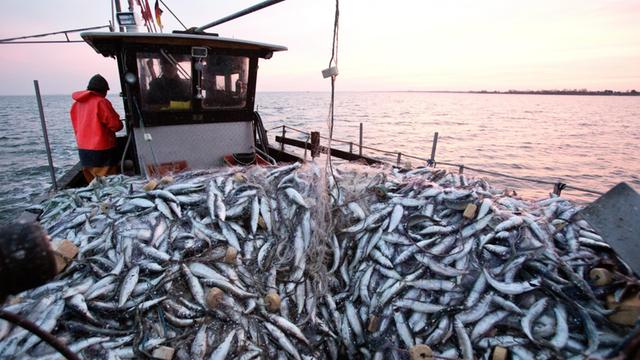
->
[146, 58, 191, 107]
[70, 74, 123, 183]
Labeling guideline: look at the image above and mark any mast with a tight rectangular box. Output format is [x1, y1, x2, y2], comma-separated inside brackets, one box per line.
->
[114, 0, 124, 32]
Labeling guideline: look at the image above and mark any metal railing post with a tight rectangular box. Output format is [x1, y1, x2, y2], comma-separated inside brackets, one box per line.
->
[349, 142, 353, 153]
[34, 80, 57, 190]
[429, 132, 439, 166]
[359, 123, 363, 157]
[397, 152, 402, 167]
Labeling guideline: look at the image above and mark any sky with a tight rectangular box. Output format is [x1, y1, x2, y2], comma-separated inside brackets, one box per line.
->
[0, 0, 638, 95]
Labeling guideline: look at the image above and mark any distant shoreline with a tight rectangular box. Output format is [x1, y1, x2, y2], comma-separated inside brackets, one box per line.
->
[404, 89, 639, 96]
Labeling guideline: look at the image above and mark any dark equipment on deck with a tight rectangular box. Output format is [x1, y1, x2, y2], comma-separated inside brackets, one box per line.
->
[0, 222, 57, 299]
[580, 182, 640, 276]
[0, 222, 80, 360]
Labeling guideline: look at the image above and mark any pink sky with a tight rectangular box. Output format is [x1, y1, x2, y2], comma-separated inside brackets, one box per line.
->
[0, 0, 638, 95]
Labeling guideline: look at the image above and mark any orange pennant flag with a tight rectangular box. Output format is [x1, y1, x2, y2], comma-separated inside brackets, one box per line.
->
[154, 0, 163, 31]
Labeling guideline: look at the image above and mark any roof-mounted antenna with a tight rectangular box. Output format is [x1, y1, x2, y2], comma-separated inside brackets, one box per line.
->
[190, 0, 285, 33]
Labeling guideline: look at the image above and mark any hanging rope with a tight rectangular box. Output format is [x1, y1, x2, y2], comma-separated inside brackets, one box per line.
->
[325, 0, 340, 180]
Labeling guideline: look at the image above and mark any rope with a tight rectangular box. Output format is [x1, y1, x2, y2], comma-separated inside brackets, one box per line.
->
[0, 310, 80, 360]
[325, 0, 340, 184]
[159, 0, 188, 30]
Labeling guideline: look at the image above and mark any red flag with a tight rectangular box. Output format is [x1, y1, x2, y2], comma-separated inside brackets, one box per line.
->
[154, 0, 163, 31]
[136, 0, 150, 26]
[141, 0, 156, 31]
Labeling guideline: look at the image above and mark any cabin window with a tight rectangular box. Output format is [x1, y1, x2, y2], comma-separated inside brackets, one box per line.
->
[202, 55, 249, 109]
[137, 52, 192, 111]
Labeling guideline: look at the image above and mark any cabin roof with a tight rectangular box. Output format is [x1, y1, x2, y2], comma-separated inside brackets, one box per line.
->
[81, 32, 287, 58]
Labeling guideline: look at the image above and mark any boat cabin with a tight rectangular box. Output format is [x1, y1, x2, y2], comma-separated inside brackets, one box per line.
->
[81, 31, 293, 177]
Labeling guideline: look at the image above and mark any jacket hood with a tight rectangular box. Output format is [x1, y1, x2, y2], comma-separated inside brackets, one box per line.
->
[72, 90, 104, 102]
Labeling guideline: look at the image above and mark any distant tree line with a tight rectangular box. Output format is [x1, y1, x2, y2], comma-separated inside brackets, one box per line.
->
[472, 89, 639, 96]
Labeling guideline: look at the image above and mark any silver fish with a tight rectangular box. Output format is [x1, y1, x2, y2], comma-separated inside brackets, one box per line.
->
[118, 266, 140, 307]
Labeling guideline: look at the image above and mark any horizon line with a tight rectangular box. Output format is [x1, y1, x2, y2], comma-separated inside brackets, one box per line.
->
[1, 89, 638, 97]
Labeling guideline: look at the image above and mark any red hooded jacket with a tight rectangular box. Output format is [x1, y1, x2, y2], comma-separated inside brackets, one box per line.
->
[70, 90, 123, 150]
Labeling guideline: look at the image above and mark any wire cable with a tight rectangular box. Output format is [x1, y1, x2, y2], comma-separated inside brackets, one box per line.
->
[159, 0, 188, 30]
[132, 96, 160, 174]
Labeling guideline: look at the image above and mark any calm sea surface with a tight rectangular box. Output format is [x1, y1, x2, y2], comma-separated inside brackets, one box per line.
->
[1, 92, 638, 224]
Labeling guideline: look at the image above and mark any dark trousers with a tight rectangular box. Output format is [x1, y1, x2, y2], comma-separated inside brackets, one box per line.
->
[82, 165, 119, 183]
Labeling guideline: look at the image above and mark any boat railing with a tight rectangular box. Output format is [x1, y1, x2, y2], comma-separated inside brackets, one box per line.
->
[268, 124, 605, 197]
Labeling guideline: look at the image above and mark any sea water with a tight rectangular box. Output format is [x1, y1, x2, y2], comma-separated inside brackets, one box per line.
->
[1, 92, 638, 223]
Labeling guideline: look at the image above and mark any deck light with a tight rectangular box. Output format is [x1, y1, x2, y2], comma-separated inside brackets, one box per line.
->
[124, 72, 137, 85]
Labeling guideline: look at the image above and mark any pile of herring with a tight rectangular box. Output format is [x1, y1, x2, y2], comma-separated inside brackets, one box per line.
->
[0, 162, 636, 359]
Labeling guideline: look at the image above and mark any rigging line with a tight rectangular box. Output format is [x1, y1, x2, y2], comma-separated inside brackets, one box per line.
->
[0, 25, 110, 43]
[0, 41, 85, 45]
[325, 0, 339, 149]
[159, 0, 188, 30]
[325, 0, 340, 207]
[327, 0, 339, 68]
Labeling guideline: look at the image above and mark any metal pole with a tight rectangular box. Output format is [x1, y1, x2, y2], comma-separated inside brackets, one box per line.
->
[195, 0, 286, 32]
[429, 132, 439, 165]
[280, 125, 286, 152]
[111, 0, 116, 32]
[349, 142, 353, 154]
[0, 25, 111, 43]
[397, 153, 402, 167]
[113, 0, 124, 32]
[359, 123, 363, 157]
[34, 80, 57, 190]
